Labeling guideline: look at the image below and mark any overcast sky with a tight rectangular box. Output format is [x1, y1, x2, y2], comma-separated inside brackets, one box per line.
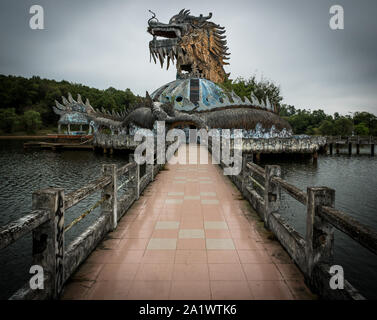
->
[0, 0, 376, 115]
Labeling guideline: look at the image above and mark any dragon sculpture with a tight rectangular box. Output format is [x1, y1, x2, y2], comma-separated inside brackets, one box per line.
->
[148, 9, 229, 83]
[52, 9, 292, 142]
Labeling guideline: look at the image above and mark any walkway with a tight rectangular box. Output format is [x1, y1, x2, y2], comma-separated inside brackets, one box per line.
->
[61, 145, 315, 300]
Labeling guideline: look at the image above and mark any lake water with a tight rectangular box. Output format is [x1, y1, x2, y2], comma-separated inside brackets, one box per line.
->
[0, 141, 376, 299]
[260, 146, 377, 299]
[0, 140, 128, 299]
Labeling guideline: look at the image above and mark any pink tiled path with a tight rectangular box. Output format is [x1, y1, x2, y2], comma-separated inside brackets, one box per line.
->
[61, 145, 316, 300]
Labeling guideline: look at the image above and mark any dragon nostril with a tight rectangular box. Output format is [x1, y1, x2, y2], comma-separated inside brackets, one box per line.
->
[176, 96, 183, 102]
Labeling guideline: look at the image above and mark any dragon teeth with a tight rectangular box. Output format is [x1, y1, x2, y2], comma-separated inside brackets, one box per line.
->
[158, 53, 164, 68]
[167, 56, 170, 70]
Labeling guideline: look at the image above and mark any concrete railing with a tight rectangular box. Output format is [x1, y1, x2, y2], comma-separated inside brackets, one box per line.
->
[0, 156, 163, 300]
[325, 136, 376, 156]
[208, 140, 377, 300]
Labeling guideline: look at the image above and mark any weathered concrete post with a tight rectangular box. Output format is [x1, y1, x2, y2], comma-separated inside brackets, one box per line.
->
[102, 164, 117, 231]
[129, 154, 140, 200]
[264, 165, 281, 228]
[241, 153, 253, 195]
[305, 187, 335, 277]
[32, 188, 65, 299]
[148, 153, 155, 182]
[148, 162, 154, 182]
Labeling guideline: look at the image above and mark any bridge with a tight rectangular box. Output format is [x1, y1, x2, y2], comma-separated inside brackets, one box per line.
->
[1, 143, 376, 300]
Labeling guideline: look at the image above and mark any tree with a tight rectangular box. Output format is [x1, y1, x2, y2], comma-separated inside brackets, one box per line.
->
[22, 110, 42, 133]
[354, 123, 369, 136]
[0, 108, 20, 133]
[319, 120, 335, 136]
[333, 117, 353, 136]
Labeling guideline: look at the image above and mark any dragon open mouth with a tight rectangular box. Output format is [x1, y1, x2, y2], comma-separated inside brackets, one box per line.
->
[148, 25, 184, 70]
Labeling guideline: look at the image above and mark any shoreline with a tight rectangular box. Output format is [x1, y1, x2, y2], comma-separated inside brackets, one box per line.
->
[0, 134, 93, 140]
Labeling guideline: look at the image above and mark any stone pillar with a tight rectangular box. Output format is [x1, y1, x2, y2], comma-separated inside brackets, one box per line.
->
[67, 124, 71, 134]
[101, 164, 117, 230]
[264, 165, 281, 228]
[32, 188, 65, 299]
[129, 154, 140, 200]
[305, 187, 335, 277]
[241, 153, 253, 195]
[58, 124, 61, 134]
[148, 157, 154, 182]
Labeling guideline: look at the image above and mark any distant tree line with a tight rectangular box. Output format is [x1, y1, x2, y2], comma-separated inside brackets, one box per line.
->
[0, 75, 141, 133]
[279, 105, 377, 136]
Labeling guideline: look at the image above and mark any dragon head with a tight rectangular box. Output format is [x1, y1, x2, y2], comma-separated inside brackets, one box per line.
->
[147, 9, 230, 83]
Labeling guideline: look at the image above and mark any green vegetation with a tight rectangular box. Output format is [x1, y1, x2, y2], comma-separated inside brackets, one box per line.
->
[279, 105, 377, 136]
[220, 76, 283, 107]
[0, 74, 141, 134]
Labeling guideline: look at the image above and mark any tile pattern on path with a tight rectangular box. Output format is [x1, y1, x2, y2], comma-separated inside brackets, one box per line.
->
[61, 145, 316, 300]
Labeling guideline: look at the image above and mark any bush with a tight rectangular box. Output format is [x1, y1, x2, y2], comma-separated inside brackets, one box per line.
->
[0, 108, 20, 133]
[354, 123, 369, 136]
[22, 110, 42, 133]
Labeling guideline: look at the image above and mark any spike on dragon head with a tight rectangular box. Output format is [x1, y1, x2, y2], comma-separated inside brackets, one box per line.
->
[147, 9, 230, 83]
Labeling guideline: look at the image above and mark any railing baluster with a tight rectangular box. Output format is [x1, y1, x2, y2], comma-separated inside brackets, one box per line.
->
[305, 187, 335, 277]
[264, 165, 281, 228]
[129, 155, 140, 200]
[241, 154, 253, 195]
[32, 188, 65, 299]
[102, 164, 117, 231]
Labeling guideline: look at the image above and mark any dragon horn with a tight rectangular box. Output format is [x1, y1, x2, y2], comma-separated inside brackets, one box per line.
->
[77, 94, 83, 104]
[62, 96, 69, 106]
[68, 92, 74, 103]
[203, 12, 212, 20]
[55, 100, 65, 109]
